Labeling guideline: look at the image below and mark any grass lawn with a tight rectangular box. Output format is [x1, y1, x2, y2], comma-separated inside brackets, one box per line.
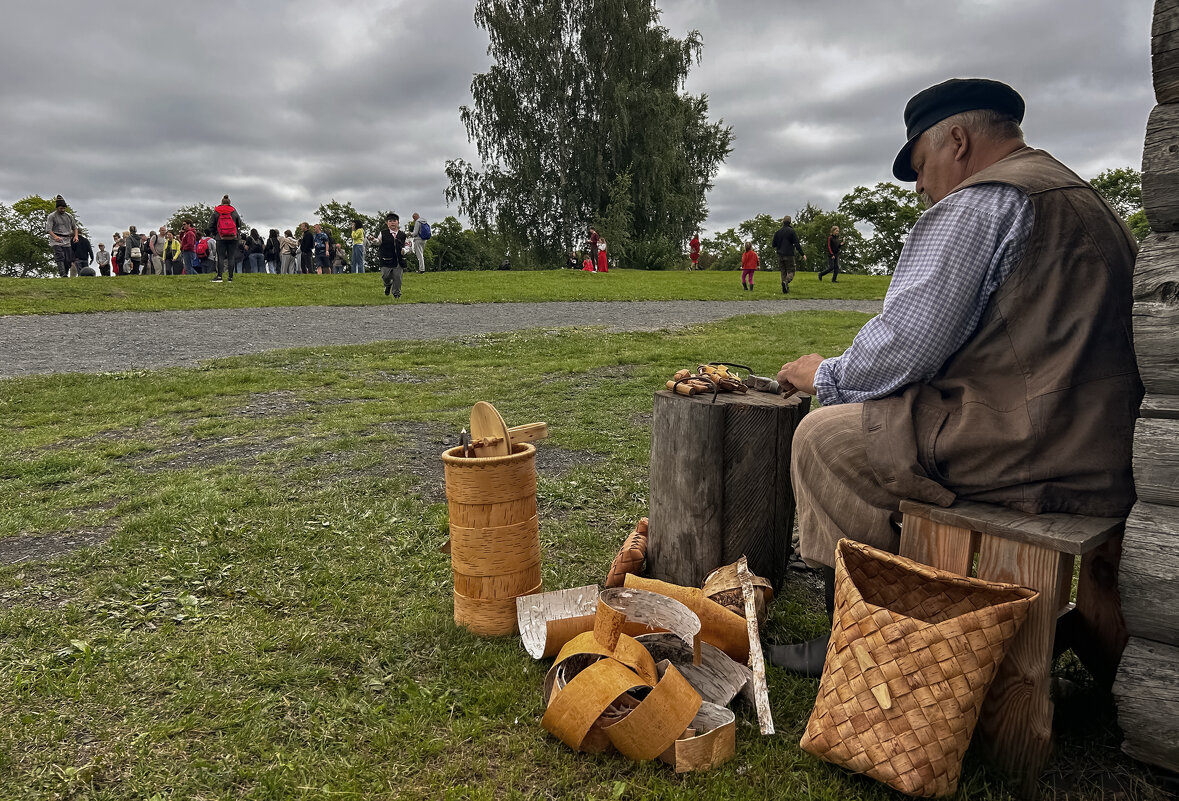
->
[0, 269, 889, 316]
[0, 312, 1169, 800]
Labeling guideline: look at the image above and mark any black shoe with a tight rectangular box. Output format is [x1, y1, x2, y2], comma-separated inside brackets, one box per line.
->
[211, 277, 223, 283]
[831, 279, 837, 283]
[818, 275, 823, 281]
[394, 293, 401, 298]
[768, 634, 831, 677]
[385, 285, 391, 296]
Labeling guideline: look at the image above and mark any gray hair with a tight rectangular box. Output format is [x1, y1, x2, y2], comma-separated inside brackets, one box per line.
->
[924, 108, 1024, 151]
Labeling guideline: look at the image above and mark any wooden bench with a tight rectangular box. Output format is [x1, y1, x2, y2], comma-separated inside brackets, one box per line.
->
[898, 499, 1126, 796]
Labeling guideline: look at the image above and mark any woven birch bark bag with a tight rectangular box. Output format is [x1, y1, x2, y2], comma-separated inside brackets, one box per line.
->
[800, 539, 1038, 798]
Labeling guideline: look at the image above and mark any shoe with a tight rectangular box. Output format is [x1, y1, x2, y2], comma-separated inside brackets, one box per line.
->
[766, 565, 835, 678]
[211, 277, 222, 283]
[418, 270, 425, 274]
[385, 285, 391, 296]
[767, 634, 831, 677]
[394, 293, 401, 299]
[782, 285, 789, 294]
[818, 275, 823, 281]
[831, 279, 838, 283]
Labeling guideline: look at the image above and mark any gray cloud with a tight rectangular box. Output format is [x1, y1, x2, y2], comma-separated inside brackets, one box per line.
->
[0, 0, 1155, 240]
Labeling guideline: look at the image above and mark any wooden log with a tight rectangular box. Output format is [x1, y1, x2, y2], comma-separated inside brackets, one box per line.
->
[1155, 0, 1179, 103]
[1118, 500, 1179, 644]
[1113, 636, 1179, 771]
[1132, 234, 1179, 396]
[1142, 393, 1179, 419]
[1142, 105, 1179, 232]
[1134, 418, 1179, 506]
[648, 389, 811, 590]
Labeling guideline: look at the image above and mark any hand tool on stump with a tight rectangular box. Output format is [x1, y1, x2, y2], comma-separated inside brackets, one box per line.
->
[469, 401, 548, 456]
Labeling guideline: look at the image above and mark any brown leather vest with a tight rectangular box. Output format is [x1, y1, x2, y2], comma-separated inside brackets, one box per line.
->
[862, 148, 1142, 517]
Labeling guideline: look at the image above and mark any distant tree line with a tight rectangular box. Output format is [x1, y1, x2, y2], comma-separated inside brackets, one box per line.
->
[0, 168, 1149, 278]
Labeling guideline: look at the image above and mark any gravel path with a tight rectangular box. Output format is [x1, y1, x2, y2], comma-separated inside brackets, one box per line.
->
[0, 299, 881, 378]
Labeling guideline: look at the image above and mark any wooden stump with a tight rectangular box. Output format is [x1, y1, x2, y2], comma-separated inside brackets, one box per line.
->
[1113, 637, 1179, 768]
[647, 389, 812, 590]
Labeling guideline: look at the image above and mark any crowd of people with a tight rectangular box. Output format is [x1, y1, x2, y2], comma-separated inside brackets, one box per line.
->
[44, 195, 432, 287]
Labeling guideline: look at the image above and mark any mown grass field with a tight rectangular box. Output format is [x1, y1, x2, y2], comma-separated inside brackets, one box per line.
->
[0, 269, 889, 316]
[0, 312, 1171, 800]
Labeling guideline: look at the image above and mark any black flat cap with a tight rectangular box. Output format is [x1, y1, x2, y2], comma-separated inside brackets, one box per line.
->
[892, 78, 1024, 182]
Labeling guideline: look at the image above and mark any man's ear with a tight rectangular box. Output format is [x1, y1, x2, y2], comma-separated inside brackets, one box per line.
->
[950, 124, 970, 162]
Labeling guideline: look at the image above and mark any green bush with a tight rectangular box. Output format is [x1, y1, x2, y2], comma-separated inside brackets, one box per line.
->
[625, 236, 683, 271]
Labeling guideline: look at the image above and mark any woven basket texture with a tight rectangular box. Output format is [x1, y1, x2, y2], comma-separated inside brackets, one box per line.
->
[801, 539, 1037, 798]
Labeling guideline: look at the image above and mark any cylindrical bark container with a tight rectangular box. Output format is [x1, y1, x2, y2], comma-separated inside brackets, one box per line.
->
[442, 442, 542, 636]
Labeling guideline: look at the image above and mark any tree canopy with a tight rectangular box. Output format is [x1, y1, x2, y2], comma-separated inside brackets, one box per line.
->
[838, 182, 924, 273]
[1090, 166, 1148, 241]
[0, 195, 88, 277]
[446, 0, 732, 261]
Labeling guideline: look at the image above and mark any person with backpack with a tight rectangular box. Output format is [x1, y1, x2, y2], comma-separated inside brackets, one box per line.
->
[123, 226, 143, 275]
[409, 212, 430, 273]
[206, 194, 244, 283]
[263, 229, 280, 274]
[312, 224, 330, 274]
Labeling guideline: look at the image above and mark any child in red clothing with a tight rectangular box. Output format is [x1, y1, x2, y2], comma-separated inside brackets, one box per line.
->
[741, 242, 758, 290]
[582, 256, 594, 271]
[597, 239, 608, 272]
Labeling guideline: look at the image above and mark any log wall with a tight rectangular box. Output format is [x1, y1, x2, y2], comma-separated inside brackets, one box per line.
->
[1113, 0, 1179, 772]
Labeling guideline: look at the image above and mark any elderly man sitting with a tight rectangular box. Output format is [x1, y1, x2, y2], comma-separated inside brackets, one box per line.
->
[769, 78, 1142, 676]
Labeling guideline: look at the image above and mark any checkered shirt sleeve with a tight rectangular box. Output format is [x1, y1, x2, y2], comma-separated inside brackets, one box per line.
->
[814, 183, 1034, 405]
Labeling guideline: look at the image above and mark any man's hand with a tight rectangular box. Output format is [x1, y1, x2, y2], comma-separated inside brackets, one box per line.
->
[777, 354, 824, 396]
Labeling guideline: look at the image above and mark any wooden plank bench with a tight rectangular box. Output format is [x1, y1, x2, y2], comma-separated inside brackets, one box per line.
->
[898, 499, 1126, 796]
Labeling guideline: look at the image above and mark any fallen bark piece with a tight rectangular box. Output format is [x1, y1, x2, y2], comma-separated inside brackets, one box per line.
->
[597, 587, 701, 652]
[517, 585, 601, 659]
[624, 574, 750, 662]
[704, 561, 773, 624]
[554, 630, 659, 688]
[542, 658, 650, 752]
[602, 664, 703, 761]
[641, 634, 752, 707]
[657, 702, 737, 773]
[738, 556, 774, 735]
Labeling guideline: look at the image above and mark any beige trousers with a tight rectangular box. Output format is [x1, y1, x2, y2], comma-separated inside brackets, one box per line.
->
[792, 403, 904, 568]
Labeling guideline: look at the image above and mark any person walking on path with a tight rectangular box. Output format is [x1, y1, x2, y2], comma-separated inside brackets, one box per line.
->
[740, 241, 759, 290]
[771, 215, 806, 294]
[689, 234, 700, 270]
[819, 225, 842, 282]
[206, 194, 244, 283]
[45, 196, 78, 278]
[369, 212, 407, 297]
[350, 219, 366, 274]
[408, 213, 428, 273]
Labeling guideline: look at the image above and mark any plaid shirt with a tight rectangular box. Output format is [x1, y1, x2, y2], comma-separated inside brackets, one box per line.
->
[815, 183, 1034, 405]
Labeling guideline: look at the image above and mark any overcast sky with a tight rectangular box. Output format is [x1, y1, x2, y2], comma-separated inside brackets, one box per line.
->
[0, 0, 1155, 244]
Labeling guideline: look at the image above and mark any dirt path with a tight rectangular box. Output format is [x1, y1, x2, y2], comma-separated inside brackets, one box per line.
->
[0, 299, 880, 378]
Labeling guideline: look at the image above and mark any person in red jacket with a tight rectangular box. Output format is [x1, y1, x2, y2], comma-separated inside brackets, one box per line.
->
[179, 221, 198, 275]
[741, 241, 759, 290]
[689, 234, 700, 270]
